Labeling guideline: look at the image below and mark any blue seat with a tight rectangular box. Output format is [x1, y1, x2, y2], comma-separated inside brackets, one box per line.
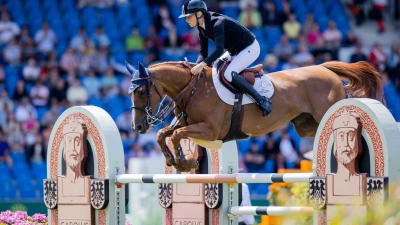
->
[87, 96, 105, 109]
[10, 152, 26, 163]
[222, 6, 238, 20]
[264, 27, 282, 50]
[0, 182, 16, 200]
[105, 96, 125, 120]
[4, 65, 20, 97]
[36, 106, 49, 121]
[19, 184, 37, 199]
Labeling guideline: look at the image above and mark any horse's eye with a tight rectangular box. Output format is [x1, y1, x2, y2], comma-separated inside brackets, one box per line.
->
[140, 90, 146, 96]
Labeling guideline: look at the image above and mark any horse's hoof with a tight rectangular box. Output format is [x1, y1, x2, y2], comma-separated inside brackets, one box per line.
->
[185, 156, 199, 170]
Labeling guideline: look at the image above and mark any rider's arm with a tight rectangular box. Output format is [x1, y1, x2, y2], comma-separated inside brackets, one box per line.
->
[202, 20, 224, 67]
[196, 29, 208, 63]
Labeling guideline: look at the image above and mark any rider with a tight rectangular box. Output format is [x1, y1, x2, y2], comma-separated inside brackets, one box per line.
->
[179, 0, 272, 116]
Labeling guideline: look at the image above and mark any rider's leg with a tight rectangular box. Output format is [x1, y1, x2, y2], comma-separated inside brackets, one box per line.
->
[223, 39, 260, 81]
[224, 40, 272, 116]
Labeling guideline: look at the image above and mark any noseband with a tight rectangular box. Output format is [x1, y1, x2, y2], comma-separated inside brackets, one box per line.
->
[130, 62, 202, 127]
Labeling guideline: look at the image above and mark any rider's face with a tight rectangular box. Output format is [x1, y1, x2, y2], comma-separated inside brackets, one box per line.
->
[185, 14, 197, 27]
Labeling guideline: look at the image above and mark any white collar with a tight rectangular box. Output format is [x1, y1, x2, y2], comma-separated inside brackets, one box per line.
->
[200, 22, 205, 30]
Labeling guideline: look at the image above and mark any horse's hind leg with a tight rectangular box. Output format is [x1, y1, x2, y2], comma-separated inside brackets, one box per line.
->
[170, 122, 217, 172]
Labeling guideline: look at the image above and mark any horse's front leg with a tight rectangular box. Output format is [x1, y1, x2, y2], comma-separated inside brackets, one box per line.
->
[170, 122, 218, 172]
[156, 127, 176, 167]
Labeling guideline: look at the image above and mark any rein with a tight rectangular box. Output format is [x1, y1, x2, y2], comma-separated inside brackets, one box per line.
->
[130, 62, 202, 127]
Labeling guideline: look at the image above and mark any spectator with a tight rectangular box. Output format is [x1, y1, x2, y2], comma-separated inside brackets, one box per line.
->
[182, 28, 200, 52]
[283, 14, 301, 40]
[27, 134, 46, 164]
[164, 26, 184, 60]
[350, 43, 368, 63]
[299, 137, 314, 157]
[23, 112, 39, 133]
[343, 31, 359, 46]
[19, 26, 32, 46]
[278, 0, 294, 27]
[323, 20, 342, 48]
[293, 44, 314, 66]
[273, 35, 294, 62]
[306, 23, 324, 48]
[82, 70, 101, 97]
[34, 21, 57, 57]
[125, 26, 144, 54]
[277, 130, 298, 168]
[41, 105, 60, 129]
[0, 64, 4, 90]
[302, 13, 315, 35]
[259, 0, 280, 27]
[92, 26, 110, 48]
[77, 38, 95, 75]
[154, 4, 174, 33]
[282, 56, 298, 70]
[70, 27, 87, 51]
[372, 0, 387, 33]
[60, 47, 79, 73]
[3, 38, 21, 65]
[239, 3, 262, 29]
[93, 46, 111, 75]
[45, 51, 59, 69]
[119, 74, 132, 97]
[0, 89, 14, 114]
[0, 130, 12, 168]
[125, 143, 146, 167]
[0, 13, 20, 45]
[49, 78, 67, 106]
[369, 42, 387, 71]
[12, 80, 28, 103]
[145, 39, 161, 65]
[263, 134, 280, 172]
[23, 58, 41, 85]
[100, 67, 119, 99]
[244, 141, 265, 172]
[2, 112, 18, 135]
[239, 0, 258, 10]
[29, 79, 49, 108]
[388, 42, 400, 88]
[21, 38, 37, 61]
[7, 123, 25, 151]
[67, 79, 88, 105]
[263, 54, 281, 73]
[116, 111, 132, 133]
[145, 25, 164, 49]
[14, 97, 37, 122]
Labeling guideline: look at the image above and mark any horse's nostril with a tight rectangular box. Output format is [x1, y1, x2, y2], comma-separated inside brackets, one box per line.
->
[137, 124, 143, 131]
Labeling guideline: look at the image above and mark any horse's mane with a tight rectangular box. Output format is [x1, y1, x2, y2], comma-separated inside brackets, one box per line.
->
[148, 61, 197, 69]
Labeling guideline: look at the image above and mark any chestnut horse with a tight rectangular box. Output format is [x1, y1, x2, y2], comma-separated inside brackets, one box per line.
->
[127, 61, 384, 172]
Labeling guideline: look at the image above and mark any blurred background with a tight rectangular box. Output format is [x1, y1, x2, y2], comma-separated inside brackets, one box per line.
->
[0, 0, 399, 217]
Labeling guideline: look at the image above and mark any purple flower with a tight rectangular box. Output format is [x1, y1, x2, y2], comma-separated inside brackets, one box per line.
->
[31, 213, 48, 222]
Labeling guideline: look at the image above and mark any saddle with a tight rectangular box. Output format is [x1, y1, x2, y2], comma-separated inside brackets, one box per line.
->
[218, 61, 264, 92]
[214, 60, 264, 143]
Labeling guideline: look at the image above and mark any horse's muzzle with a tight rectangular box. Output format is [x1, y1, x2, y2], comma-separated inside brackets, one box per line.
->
[132, 119, 149, 134]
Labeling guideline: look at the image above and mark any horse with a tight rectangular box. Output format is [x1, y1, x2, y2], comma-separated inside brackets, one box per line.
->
[127, 60, 384, 172]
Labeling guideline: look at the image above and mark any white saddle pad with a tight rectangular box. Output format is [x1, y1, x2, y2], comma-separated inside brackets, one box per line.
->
[212, 67, 275, 105]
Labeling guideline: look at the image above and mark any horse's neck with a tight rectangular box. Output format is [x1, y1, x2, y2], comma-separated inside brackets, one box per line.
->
[151, 63, 193, 98]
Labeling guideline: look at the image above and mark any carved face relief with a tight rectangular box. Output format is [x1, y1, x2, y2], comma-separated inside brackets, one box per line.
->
[334, 127, 358, 165]
[332, 106, 362, 166]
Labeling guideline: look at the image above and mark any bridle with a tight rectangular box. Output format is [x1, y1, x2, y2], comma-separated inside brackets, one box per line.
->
[130, 62, 203, 127]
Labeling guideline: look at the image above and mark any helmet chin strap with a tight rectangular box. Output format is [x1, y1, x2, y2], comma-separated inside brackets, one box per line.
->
[195, 12, 204, 27]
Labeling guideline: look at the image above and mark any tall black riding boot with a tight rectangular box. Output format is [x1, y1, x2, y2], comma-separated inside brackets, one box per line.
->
[230, 72, 272, 117]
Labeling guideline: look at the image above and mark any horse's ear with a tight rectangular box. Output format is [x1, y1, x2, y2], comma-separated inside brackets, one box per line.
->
[138, 62, 148, 78]
[125, 61, 137, 76]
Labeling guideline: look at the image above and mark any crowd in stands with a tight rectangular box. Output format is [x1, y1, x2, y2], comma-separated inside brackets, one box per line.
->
[0, 0, 399, 199]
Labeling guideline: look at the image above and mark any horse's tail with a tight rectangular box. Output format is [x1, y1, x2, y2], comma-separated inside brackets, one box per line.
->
[321, 61, 385, 102]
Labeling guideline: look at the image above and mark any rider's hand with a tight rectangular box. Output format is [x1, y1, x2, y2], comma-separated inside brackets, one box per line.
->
[191, 62, 206, 75]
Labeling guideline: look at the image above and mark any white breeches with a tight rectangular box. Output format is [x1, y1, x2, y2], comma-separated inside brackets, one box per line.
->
[219, 39, 260, 82]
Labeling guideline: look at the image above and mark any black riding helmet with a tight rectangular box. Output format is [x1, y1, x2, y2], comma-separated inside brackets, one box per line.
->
[179, 0, 207, 26]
